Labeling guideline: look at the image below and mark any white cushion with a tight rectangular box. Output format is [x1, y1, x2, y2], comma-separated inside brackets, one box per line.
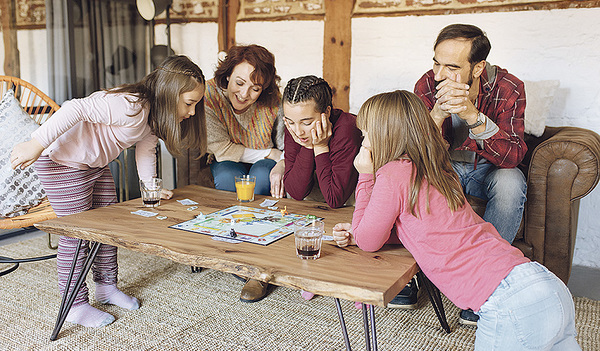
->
[523, 80, 560, 137]
[0, 89, 46, 218]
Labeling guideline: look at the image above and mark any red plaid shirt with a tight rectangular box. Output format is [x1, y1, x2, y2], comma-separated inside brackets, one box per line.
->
[414, 64, 527, 169]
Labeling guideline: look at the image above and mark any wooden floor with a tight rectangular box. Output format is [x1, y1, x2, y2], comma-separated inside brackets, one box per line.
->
[2, 227, 599, 301]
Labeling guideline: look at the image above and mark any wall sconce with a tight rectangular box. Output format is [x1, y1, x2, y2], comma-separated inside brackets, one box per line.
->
[136, 0, 171, 21]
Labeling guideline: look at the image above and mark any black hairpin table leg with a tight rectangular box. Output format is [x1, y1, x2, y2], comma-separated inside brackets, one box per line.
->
[362, 304, 372, 351]
[50, 240, 102, 341]
[334, 298, 353, 351]
[417, 271, 451, 333]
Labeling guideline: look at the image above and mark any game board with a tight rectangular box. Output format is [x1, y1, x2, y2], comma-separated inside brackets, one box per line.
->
[170, 205, 318, 245]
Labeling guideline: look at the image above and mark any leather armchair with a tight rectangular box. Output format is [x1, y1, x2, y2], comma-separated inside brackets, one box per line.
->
[468, 126, 600, 284]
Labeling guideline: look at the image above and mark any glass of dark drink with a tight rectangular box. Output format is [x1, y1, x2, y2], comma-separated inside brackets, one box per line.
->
[294, 219, 324, 260]
[140, 178, 162, 208]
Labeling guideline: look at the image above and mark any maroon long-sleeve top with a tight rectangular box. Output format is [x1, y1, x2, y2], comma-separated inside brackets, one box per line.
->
[283, 109, 361, 208]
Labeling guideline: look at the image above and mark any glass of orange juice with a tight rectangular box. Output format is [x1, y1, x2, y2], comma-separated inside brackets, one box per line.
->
[235, 175, 256, 202]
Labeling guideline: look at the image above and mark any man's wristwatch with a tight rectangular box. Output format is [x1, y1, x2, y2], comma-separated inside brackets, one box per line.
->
[466, 112, 486, 129]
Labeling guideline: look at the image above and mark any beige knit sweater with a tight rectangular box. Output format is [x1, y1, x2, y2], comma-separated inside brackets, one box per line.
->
[205, 79, 284, 163]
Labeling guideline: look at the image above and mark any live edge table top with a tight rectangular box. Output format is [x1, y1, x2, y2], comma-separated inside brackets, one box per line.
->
[36, 185, 418, 307]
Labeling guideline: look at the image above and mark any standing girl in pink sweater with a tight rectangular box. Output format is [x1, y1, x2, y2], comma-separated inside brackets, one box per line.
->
[333, 90, 580, 350]
[10, 55, 207, 328]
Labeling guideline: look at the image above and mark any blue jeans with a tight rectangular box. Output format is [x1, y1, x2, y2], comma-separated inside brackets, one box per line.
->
[475, 262, 580, 351]
[210, 159, 276, 196]
[452, 161, 526, 243]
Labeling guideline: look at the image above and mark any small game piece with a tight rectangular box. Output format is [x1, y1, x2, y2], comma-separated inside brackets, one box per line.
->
[228, 228, 237, 238]
[280, 206, 288, 216]
[306, 214, 317, 220]
[177, 199, 198, 205]
[156, 216, 167, 220]
[187, 206, 198, 211]
[195, 212, 205, 220]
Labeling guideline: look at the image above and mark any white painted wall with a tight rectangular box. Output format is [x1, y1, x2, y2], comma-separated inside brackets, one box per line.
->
[236, 20, 324, 88]
[154, 22, 219, 82]
[3, 7, 599, 268]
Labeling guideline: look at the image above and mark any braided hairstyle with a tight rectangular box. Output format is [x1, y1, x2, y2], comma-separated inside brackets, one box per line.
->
[282, 75, 333, 113]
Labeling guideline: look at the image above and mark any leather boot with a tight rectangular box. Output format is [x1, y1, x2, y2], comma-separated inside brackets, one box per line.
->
[240, 279, 269, 303]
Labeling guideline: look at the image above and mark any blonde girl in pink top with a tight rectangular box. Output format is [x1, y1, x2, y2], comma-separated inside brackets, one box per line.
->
[10, 55, 207, 328]
[333, 90, 579, 350]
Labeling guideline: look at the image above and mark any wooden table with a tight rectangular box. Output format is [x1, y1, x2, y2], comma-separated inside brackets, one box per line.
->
[36, 185, 447, 349]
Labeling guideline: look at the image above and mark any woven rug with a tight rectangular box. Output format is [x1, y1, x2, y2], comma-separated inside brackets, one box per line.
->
[1, 236, 598, 351]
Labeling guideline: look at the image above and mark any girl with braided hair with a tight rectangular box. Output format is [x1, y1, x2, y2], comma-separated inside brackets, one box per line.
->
[11, 55, 207, 328]
[283, 75, 362, 301]
[282, 75, 361, 209]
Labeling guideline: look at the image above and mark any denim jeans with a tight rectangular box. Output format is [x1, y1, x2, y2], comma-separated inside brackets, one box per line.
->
[475, 262, 580, 351]
[452, 161, 526, 243]
[210, 159, 276, 196]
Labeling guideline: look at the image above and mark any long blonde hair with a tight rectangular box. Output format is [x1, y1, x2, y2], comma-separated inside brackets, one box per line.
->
[356, 90, 465, 216]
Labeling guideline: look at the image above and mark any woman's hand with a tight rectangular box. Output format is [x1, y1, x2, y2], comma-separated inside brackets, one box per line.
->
[332, 222, 355, 248]
[160, 188, 173, 200]
[266, 148, 283, 162]
[269, 159, 285, 198]
[10, 139, 45, 170]
[353, 146, 373, 174]
[312, 114, 332, 156]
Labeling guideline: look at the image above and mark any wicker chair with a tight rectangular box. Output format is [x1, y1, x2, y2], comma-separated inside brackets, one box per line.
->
[0, 76, 59, 249]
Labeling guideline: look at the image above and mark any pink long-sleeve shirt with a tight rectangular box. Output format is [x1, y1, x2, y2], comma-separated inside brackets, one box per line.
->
[31, 91, 158, 182]
[352, 160, 529, 311]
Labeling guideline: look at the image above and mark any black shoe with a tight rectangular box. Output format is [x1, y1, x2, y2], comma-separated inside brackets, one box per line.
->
[387, 277, 419, 309]
[459, 309, 479, 326]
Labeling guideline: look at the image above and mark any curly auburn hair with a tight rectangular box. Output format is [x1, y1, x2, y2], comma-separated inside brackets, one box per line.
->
[214, 44, 281, 107]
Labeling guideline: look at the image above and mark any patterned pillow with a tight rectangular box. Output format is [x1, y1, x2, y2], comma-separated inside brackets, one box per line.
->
[0, 89, 46, 218]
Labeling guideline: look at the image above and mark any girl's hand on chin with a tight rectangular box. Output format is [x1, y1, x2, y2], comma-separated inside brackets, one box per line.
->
[353, 146, 373, 174]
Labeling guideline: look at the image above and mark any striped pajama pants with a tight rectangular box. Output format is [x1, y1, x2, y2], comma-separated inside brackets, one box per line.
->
[35, 156, 119, 307]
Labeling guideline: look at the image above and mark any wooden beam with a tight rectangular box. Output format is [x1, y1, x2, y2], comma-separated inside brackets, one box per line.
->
[323, 0, 354, 112]
[218, 0, 239, 52]
[0, 0, 20, 76]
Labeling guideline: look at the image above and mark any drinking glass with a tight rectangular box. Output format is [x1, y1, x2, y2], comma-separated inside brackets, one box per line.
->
[140, 178, 162, 208]
[294, 219, 324, 260]
[235, 175, 256, 202]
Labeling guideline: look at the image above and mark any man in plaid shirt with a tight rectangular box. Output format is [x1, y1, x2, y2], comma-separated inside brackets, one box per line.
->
[405, 24, 527, 325]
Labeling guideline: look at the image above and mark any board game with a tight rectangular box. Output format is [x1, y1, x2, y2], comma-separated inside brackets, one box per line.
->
[170, 205, 318, 245]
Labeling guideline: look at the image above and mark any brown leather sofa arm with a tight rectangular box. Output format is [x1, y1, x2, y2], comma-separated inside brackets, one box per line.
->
[523, 126, 600, 282]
